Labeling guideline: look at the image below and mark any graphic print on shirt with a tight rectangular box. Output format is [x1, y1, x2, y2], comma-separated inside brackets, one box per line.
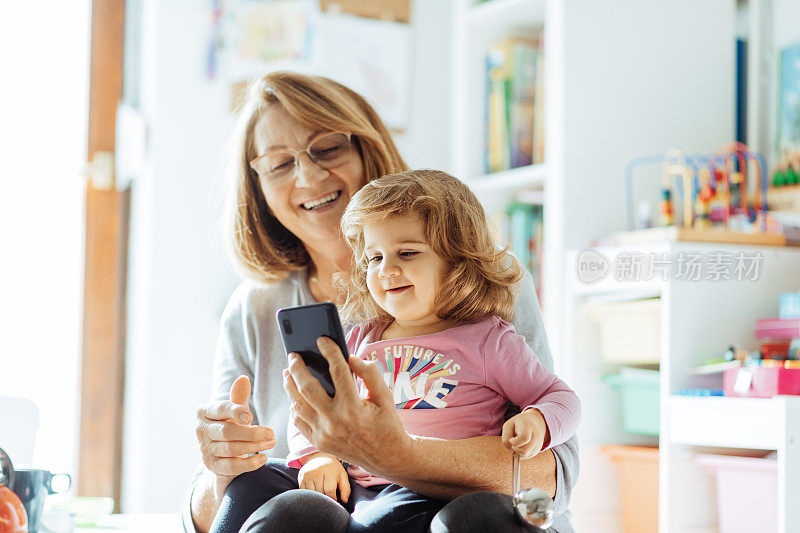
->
[365, 344, 461, 409]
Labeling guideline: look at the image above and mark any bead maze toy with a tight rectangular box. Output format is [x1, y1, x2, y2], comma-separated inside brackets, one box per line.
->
[620, 142, 785, 246]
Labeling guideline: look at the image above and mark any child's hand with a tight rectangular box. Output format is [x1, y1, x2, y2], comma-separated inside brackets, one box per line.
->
[298, 452, 351, 503]
[501, 408, 549, 459]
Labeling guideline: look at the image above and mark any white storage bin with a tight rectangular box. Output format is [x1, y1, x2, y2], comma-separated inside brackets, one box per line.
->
[583, 298, 661, 364]
[694, 453, 777, 533]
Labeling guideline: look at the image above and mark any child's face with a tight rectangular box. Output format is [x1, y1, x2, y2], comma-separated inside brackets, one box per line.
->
[363, 213, 450, 328]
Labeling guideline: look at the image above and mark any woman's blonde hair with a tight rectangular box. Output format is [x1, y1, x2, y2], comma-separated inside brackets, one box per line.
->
[338, 169, 524, 323]
[225, 71, 407, 283]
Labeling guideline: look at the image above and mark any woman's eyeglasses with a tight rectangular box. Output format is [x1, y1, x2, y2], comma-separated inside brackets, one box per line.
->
[249, 131, 354, 182]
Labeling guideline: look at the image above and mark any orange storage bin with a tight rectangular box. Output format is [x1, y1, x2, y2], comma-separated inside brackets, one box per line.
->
[602, 445, 659, 533]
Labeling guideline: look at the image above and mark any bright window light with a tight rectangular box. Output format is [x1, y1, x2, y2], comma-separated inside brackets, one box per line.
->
[0, 2, 90, 478]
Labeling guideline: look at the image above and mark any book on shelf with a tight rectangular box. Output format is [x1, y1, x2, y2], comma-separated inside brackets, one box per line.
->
[490, 202, 544, 303]
[778, 43, 800, 162]
[484, 37, 544, 174]
[736, 38, 747, 144]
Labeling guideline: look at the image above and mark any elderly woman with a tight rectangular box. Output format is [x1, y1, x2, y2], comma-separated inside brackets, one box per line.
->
[184, 71, 578, 533]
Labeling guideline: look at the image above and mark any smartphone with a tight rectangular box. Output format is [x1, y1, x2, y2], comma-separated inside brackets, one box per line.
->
[276, 303, 349, 397]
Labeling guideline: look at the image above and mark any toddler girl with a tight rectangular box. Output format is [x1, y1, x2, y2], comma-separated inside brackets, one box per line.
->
[288, 169, 580, 510]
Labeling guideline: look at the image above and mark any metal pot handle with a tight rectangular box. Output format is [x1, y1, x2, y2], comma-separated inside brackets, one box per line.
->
[48, 473, 72, 494]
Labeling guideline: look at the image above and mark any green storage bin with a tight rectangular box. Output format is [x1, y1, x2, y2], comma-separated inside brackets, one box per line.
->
[604, 368, 660, 436]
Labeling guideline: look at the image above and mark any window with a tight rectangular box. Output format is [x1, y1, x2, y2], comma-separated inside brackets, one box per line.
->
[0, 2, 90, 475]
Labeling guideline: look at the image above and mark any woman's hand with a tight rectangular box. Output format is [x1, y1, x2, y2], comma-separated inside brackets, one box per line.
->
[195, 375, 276, 497]
[501, 408, 549, 459]
[297, 452, 351, 503]
[283, 337, 412, 477]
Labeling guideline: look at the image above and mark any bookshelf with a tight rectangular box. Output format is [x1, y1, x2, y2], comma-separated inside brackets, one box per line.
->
[450, 0, 790, 531]
[467, 164, 545, 201]
[451, 0, 544, 188]
[467, 0, 545, 27]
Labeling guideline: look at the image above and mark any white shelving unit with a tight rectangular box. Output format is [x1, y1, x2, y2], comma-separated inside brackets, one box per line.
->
[565, 242, 800, 531]
[450, 0, 799, 530]
[669, 395, 800, 533]
[468, 164, 546, 194]
[451, 0, 545, 213]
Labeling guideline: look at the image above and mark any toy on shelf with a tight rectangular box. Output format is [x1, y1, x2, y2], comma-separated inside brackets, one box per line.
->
[619, 142, 785, 246]
[659, 150, 692, 228]
[768, 151, 800, 215]
[772, 149, 800, 187]
[693, 168, 714, 230]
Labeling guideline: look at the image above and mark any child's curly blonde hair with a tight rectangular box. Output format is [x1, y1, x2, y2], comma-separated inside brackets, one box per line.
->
[337, 169, 524, 324]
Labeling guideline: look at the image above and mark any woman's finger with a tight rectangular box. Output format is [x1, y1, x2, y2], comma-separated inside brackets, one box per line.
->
[198, 400, 251, 425]
[205, 452, 267, 477]
[284, 371, 314, 441]
[316, 337, 357, 402]
[229, 376, 253, 425]
[206, 438, 276, 458]
[292, 417, 313, 440]
[347, 356, 394, 409]
[287, 353, 333, 411]
[283, 369, 300, 401]
[201, 419, 273, 443]
[284, 371, 319, 427]
[289, 399, 315, 437]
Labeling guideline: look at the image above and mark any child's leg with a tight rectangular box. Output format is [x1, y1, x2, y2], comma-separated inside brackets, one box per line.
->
[347, 483, 447, 533]
[208, 458, 302, 533]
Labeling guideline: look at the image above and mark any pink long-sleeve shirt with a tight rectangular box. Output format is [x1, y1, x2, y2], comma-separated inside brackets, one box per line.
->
[288, 316, 581, 487]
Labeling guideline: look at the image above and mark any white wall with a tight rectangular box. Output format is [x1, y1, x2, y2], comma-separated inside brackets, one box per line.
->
[545, 0, 736, 364]
[121, 0, 452, 513]
[121, 0, 241, 513]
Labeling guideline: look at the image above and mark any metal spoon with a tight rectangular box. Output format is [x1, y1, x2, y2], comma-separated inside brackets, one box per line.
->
[512, 452, 555, 529]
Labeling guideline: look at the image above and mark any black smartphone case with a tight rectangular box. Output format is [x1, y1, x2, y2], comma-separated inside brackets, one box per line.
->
[276, 303, 349, 397]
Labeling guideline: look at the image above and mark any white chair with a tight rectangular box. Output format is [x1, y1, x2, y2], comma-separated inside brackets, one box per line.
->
[0, 396, 39, 467]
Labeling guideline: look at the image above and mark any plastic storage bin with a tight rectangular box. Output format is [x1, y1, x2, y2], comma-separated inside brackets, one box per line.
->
[779, 292, 800, 318]
[694, 453, 777, 533]
[602, 445, 659, 533]
[604, 368, 660, 435]
[584, 298, 661, 364]
[723, 365, 800, 398]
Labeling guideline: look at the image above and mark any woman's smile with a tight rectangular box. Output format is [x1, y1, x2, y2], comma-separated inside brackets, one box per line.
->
[300, 190, 342, 211]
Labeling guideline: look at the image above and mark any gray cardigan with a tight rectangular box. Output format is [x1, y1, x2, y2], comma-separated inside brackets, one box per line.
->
[183, 269, 577, 533]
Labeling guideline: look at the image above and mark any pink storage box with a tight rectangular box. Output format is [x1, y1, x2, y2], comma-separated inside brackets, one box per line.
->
[755, 317, 800, 339]
[723, 366, 800, 397]
[694, 454, 777, 533]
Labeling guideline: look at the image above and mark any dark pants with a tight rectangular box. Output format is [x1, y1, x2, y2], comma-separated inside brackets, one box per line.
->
[210, 459, 553, 533]
[431, 491, 553, 533]
[209, 459, 446, 533]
